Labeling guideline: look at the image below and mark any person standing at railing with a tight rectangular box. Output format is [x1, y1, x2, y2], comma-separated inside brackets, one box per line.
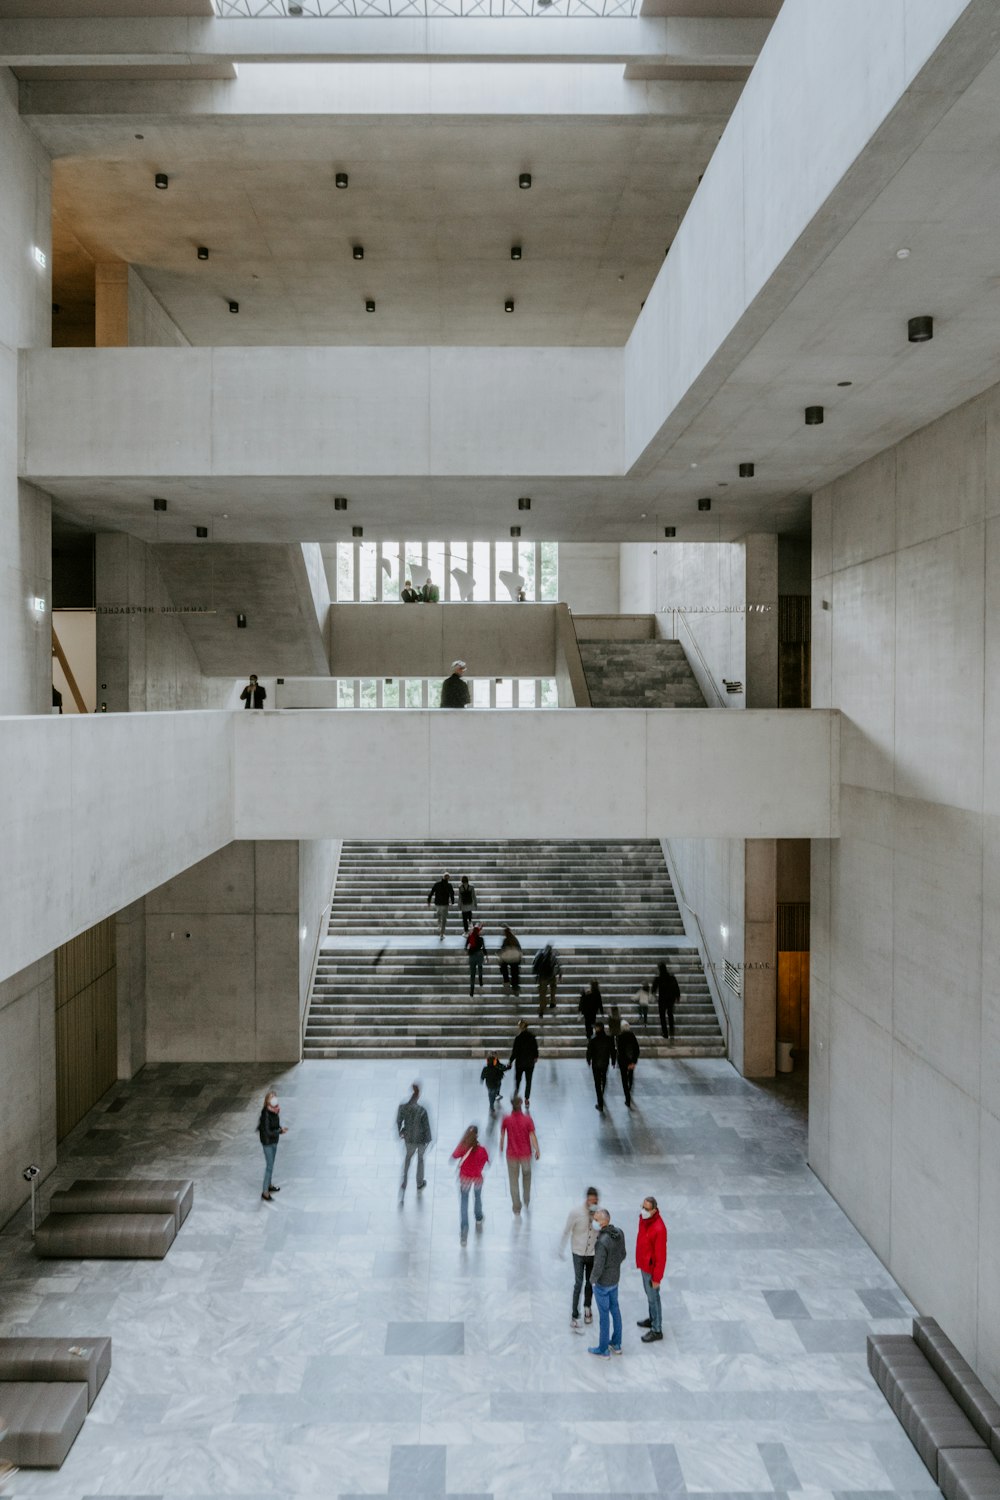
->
[401, 579, 420, 603]
[440, 660, 470, 708]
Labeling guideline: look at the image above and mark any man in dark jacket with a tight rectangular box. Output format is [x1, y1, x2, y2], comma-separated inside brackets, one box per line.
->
[654, 962, 680, 1041]
[427, 872, 455, 940]
[586, 1022, 613, 1112]
[533, 943, 562, 1019]
[588, 1208, 627, 1357]
[240, 673, 266, 709]
[440, 660, 470, 708]
[577, 981, 604, 1041]
[616, 1022, 640, 1107]
[396, 1082, 432, 1196]
[401, 579, 420, 603]
[509, 1019, 539, 1105]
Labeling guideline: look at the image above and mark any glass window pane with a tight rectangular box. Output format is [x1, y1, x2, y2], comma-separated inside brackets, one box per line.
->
[358, 543, 378, 602]
[473, 678, 490, 708]
[448, 541, 469, 601]
[426, 542, 445, 600]
[381, 547, 399, 602]
[405, 680, 423, 709]
[518, 542, 536, 598]
[382, 679, 400, 708]
[337, 680, 355, 708]
[359, 678, 377, 708]
[540, 541, 558, 601]
[540, 677, 558, 708]
[405, 542, 424, 592]
[337, 542, 354, 601]
[517, 678, 536, 708]
[495, 678, 513, 708]
[472, 542, 491, 601]
[494, 541, 514, 600]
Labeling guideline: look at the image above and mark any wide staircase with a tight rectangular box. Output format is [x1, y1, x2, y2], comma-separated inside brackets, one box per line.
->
[304, 839, 725, 1060]
[579, 639, 706, 708]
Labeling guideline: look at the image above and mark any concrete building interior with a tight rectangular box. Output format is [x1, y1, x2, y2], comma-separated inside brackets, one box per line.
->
[1, 0, 999, 1494]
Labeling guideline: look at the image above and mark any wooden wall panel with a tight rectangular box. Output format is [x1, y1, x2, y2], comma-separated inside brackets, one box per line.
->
[55, 917, 117, 1141]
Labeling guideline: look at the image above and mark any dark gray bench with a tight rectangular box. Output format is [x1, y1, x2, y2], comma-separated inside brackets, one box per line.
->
[868, 1319, 1000, 1499]
[49, 1178, 194, 1230]
[0, 1337, 111, 1409]
[0, 1381, 89, 1469]
[35, 1211, 176, 1260]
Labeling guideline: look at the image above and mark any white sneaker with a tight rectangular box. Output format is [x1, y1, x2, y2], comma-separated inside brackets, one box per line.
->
[570, 1318, 582, 1333]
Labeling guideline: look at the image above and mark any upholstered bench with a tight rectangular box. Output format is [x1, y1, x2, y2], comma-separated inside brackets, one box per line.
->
[939, 1448, 1000, 1500]
[35, 1211, 175, 1260]
[0, 1337, 111, 1409]
[915, 1318, 1000, 1455]
[49, 1178, 194, 1230]
[0, 1381, 88, 1468]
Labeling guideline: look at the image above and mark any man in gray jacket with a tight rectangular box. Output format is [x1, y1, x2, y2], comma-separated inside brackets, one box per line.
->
[396, 1082, 432, 1196]
[588, 1208, 627, 1358]
[560, 1186, 600, 1331]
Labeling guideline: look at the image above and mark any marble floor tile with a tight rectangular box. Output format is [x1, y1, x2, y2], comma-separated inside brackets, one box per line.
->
[0, 1059, 934, 1499]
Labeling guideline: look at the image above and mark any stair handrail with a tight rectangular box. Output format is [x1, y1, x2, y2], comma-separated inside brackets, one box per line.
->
[679, 898, 732, 1058]
[667, 610, 728, 709]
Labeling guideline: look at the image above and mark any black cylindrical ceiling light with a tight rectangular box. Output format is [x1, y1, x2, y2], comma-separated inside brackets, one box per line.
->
[195, 525, 208, 538]
[697, 497, 711, 512]
[236, 612, 247, 629]
[518, 497, 531, 511]
[518, 172, 532, 190]
[197, 246, 209, 261]
[504, 299, 514, 313]
[510, 245, 522, 261]
[153, 497, 167, 512]
[908, 315, 934, 343]
[664, 526, 676, 538]
[739, 462, 755, 478]
[365, 299, 375, 313]
[333, 496, 348, 511]
[353, 245, 364, 260]
[154, 172, 168, 190]
[352, 525, 363, 537]
[335, 171, 349, 189]
[510, 525, 521, 537]
[804, 405, 824, 425]
[228, 300, 239, 314]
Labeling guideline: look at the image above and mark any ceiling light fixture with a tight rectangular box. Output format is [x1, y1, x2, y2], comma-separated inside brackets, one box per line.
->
[664, 526, 676, 538]
[518, 497, 531, 511]
[228, 300, 239, 313]
[352, 525, 363, 537]
[837, 380, 853, 387]
[335, 171, 349, 189]
[804, 405, 824, 425]
[353, 245, 364, 260]
[504, 299, 514, 313]
[153, 498, 167, 512]
[195, 526, 208, 538]
[896, 247, 911, 259]
[698, 497, 711, 512]
[333, 496, 348, 511]
[510, 245, 522, 261]
[236, 612, 247, 629]
[197, 246, 209, 261]
[518, 172, 532, 190]
[365, 299, 375, 313]
[510, 526, 521, 537]
[739, 462, 755, 478]
[154, 172, 168, 190]
[908, 315, 933, 343]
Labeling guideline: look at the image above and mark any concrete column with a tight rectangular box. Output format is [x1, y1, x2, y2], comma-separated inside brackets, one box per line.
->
[94, 262, 129, 347]
[115, 898, 146, 1080]
[744, 533, 778, 708]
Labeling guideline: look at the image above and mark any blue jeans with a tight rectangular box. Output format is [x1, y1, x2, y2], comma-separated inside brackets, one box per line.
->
[261, 1142, 277, 1194]
[593, 1281, 621, 1352]
[459, 1181, 483, 1236]
[487, 1086, 501, 1111]
[641, 1270, 662, 1333]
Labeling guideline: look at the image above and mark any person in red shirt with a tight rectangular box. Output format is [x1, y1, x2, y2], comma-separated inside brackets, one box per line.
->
[451, 1125, 490, 1246]
[499, 1096, 540, 1214]
[635, 1194, 667, 1342]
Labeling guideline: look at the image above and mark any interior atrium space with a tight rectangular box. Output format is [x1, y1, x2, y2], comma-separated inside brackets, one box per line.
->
[2, 1, 1000, 1497]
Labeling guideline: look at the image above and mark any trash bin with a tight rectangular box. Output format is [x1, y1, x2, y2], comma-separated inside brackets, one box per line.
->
[777, 1041, 794, 1073]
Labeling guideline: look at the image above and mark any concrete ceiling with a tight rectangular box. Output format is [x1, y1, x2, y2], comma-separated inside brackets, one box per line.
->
[48, 114, 732, 346]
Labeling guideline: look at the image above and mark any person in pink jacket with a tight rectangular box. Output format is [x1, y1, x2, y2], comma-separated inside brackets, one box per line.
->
[452, 1125, 490, 1246]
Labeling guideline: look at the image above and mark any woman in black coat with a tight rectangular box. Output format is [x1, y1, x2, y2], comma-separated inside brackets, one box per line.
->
[258, 1087, 288, 1202]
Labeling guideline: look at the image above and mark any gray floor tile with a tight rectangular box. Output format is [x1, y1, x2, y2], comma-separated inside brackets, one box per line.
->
[385, 1321, 465, 1355]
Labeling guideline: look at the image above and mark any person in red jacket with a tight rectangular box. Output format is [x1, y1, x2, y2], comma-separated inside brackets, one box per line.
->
[452, 1125, 490, 1246]
[635, 1195, 667, 1343]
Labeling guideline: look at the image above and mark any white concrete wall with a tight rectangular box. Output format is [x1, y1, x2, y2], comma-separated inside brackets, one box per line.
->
[0, 71, 52, 717]
[21, 346, 622, 480]
[559, 542, 620, 615]
[127, 267, 189, 349]
[328, 602, 557, 678]
[0, 954, 56, 1229]
[299, 839, 341, 1029]
[810, 378, 1000, 1394]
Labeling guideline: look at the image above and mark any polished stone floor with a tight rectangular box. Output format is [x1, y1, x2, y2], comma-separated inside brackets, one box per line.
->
[0, 1058, 932, 1500]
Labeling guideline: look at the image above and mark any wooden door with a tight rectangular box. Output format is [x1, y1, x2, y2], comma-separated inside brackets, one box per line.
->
[55, 917, 118, 1140]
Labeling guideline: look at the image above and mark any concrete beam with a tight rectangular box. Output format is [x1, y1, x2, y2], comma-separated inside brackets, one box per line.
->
[0, 704, 838, 988]
[0, 14, 771, 66]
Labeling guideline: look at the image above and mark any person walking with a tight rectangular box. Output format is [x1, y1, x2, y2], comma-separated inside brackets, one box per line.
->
[396, 1082, 432, 1195]
[440, 660, 470, 707]
[451, 1125, 489, 1245]
[635, 1195, 668, 1343]
[635, 981, 651, 1029]
[401, 579, 420, 603]
[257, 1086, 287, 1202]
[586, 1021, 613, 1112]
[577, 980, 604, 1042]
[653, 962, 680, 1041]
[588, 1208, 627, 1358]
[607, 1003, 622, 1064]
[497, 926, 523, 995]
[427, 871, 455, 940]
[467, 922, 487, 997]
[532, 943, 562, 1019]
[500, 1095, 539, 1215]
[458, 875, 478, 933]
[616, 1021, 640, 1107]
[560, 1186, 600, 1332]
[508, 1019, 539, 1105]
[481, 1052, 506, 1114]
[240, 673, 266, 710]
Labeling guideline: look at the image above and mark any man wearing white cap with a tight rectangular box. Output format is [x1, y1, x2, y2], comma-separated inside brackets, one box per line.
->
[440, 660, 471, 708]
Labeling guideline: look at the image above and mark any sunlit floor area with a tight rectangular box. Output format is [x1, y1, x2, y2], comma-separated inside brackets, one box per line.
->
[0, 1057, 933, 1500]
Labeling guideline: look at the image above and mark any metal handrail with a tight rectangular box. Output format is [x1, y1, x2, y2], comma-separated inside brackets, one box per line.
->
[667, 609, 728, 708]
[680, 898, 731, 1057]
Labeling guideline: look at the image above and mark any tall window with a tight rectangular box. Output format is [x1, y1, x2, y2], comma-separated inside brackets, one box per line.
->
[333, 540, 558, 602]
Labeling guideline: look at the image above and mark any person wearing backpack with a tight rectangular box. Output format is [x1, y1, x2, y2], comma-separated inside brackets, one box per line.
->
[532, 942, 562, 1019]
[588, 1208, 627, 1357]
[458, 875, 478, 934]
[467, 922, 487, 997]
[257, 1086, 288, 1203]
[497, 926, 523, 995]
